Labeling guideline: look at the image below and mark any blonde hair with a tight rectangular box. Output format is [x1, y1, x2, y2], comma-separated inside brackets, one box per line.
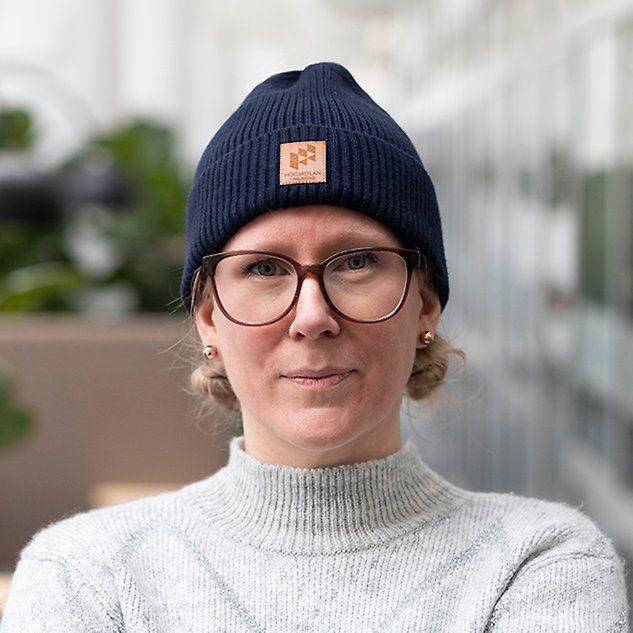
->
[188, 266, 465, 412]
[190, 355, 241, 412]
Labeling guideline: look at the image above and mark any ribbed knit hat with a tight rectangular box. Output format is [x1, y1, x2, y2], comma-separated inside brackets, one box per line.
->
[181, 62, 448, 310]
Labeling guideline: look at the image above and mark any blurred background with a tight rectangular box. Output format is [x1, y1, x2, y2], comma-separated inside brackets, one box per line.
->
[1, 0, 632, 612]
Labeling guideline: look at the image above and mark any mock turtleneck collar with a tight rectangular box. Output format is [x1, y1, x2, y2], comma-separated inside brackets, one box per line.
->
[185, 437, 466, 555]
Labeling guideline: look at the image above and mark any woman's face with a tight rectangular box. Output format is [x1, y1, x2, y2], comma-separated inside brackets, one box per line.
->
[195, 205, 441, 468]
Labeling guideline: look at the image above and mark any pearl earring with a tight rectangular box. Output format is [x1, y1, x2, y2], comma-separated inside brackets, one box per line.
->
[202, 345, 218, 360]
[422, 331, 434, 346]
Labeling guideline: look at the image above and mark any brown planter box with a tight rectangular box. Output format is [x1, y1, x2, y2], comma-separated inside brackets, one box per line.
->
[0, 316, 231, 570]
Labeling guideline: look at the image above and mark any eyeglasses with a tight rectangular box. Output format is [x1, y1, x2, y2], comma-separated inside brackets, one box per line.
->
[200, 246, 421, 326]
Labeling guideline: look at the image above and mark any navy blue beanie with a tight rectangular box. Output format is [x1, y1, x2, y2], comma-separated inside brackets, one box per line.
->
[181, 62, 448, 310]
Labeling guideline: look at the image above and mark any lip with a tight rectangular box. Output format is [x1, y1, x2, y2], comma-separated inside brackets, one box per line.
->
[281, 368, 353, 390]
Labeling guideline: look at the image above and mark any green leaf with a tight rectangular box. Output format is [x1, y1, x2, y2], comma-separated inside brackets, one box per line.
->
[0, 367, 33, 451]
[0, 262, 85, 311]
[0, 108, 36, 150]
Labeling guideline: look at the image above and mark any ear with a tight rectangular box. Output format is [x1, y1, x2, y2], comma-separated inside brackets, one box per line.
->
[194, 297, 218, 349]
[416, 289, 442, 350]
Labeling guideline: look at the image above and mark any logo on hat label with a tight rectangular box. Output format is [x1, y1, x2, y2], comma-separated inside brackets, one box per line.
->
[279, 141, 326, 185]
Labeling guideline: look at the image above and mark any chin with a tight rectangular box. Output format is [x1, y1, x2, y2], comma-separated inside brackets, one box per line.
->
[279, 406, 391, 456]
[241, 398, 401, 466]
[288, 407, 360, 440]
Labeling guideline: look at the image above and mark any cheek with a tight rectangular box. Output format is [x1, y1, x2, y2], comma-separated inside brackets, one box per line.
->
[379, 330, 417, 383]
[367, 316, 419, 385]
[389, 303, 423, 374]
[215, 321, 276, 389]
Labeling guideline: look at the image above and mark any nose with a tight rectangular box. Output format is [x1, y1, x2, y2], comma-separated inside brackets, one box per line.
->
[288, 275, 341, 339]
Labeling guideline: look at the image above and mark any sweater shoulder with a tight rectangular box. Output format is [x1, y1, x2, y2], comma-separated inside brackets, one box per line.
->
[19, 481, 204, 567]
[463, 488, 618, 563]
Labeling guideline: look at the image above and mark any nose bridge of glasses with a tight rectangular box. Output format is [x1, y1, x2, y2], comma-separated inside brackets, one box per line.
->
[294, 263, 331, 308]
[296, 262, 326, 280]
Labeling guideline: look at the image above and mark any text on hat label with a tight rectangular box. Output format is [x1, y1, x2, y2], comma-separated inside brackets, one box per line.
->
[279, 141, 326, 185]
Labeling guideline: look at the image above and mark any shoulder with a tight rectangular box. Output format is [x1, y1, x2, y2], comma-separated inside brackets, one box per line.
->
[460, 492, 629, 631]
[19, 482, 200, 569]
[462, 488, 621, 568]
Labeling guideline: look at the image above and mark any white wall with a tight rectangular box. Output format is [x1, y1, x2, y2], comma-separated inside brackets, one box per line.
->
[0, 0, 412, 165]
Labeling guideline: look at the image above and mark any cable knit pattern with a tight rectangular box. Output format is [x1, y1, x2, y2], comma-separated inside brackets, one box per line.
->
[1, 439, 628, 632]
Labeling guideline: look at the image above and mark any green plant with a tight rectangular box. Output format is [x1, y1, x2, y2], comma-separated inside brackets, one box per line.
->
[0, 107, 35, 150]
[0, 116, 191, 313]
[0, 363, 33, 451]
[72, 119, 190, 312]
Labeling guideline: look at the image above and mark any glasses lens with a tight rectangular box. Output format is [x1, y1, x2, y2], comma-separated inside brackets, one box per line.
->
[213, 253, 297, 325]
[324, 250, 409, 322]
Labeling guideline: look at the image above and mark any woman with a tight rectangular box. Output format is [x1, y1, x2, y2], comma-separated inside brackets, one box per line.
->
[1, 62, 627, 631]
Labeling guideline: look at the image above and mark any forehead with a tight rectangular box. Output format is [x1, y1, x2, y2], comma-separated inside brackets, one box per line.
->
[223, 205, 406, 255]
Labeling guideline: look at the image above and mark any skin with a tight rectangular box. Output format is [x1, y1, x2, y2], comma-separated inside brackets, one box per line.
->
[195, 205, 441, 468]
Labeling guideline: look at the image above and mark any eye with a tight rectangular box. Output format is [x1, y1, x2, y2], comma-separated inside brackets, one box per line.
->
[339, 251, 379, 271]
[241, 258, 288, 278]
[347, 255, 368, 270]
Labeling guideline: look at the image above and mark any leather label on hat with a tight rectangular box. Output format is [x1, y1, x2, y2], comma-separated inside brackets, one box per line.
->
[279, 141, 326, 185]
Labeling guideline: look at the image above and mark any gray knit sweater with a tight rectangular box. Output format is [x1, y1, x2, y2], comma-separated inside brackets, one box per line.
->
[1, 439, 628, 632]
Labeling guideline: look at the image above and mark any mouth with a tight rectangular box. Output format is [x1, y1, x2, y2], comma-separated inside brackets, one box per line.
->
[281, 369, 353, 390]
